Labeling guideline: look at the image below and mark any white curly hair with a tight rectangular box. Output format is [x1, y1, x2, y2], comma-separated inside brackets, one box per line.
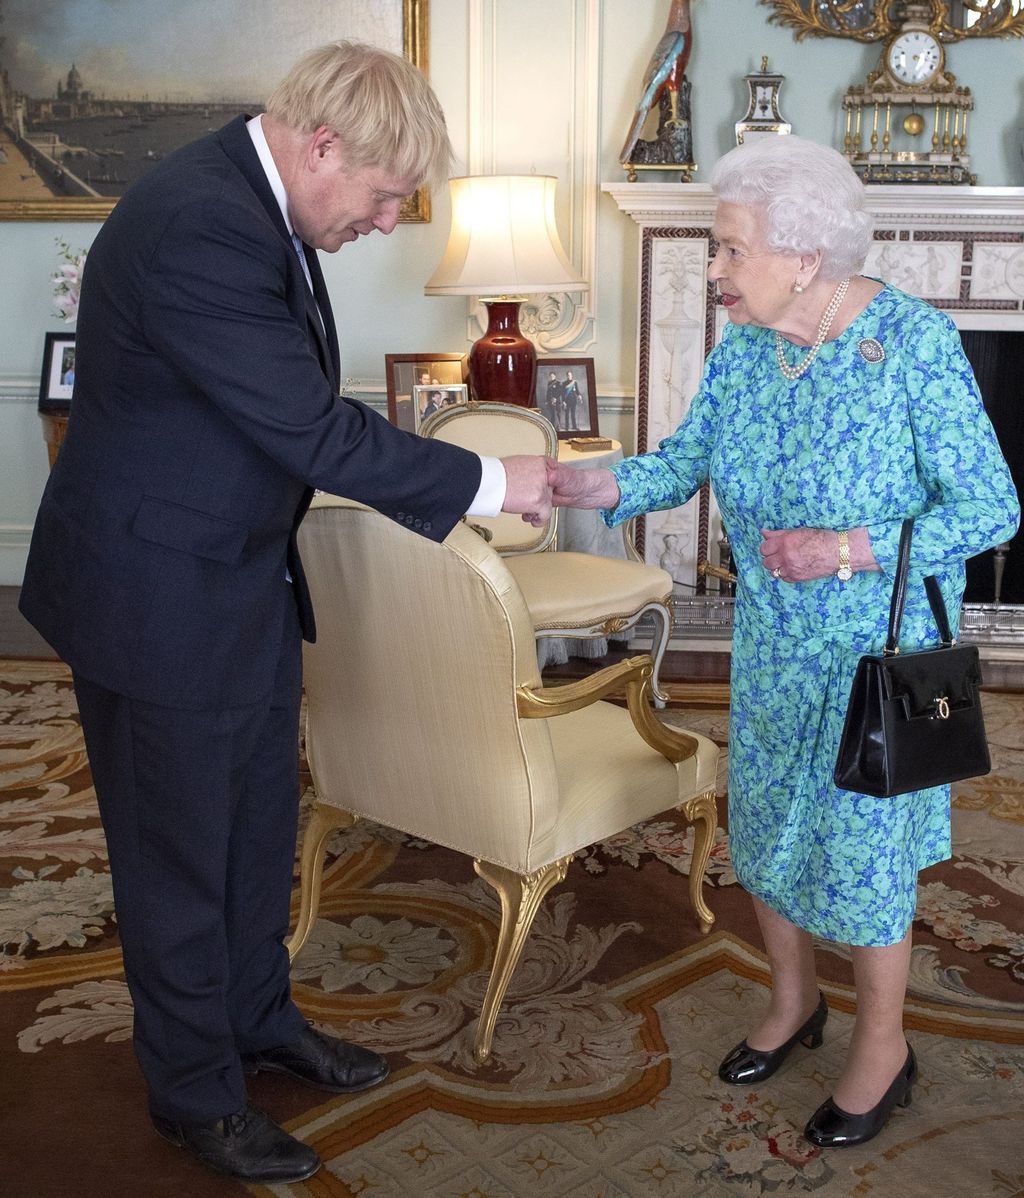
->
[711, 135, 873, 280]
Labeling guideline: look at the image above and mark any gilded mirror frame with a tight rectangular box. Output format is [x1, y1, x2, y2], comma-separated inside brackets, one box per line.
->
[760, 0, 1024, 42]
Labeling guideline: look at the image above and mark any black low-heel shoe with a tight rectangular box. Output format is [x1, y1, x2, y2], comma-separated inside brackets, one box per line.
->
[803, 1044, 918, 1148]
[718, 992, 828, 1086]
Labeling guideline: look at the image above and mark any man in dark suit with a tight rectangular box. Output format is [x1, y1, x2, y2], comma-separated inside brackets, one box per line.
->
[20, 41, 553, 1185]
[541, 368, 563, 430]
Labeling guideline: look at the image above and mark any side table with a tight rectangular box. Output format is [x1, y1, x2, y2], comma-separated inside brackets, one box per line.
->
[40, 412, 69, 469]
[554, 438, 624, 556]
[538, 438, 631, 669]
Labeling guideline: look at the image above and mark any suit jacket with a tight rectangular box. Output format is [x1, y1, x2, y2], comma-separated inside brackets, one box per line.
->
[21, 116, 481, 710]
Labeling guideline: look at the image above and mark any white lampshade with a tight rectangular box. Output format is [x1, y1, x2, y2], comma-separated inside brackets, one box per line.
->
[425, 174, 586, 297]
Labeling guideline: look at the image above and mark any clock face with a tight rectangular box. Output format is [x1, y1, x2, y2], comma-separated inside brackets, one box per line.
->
[886, 30, 942, 85]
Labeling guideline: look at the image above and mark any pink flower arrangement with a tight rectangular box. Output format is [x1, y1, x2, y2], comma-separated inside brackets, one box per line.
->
[52, 239, 87, 323]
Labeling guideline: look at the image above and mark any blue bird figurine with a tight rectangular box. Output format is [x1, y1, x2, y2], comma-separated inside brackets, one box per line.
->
[620, 0, 693, 167]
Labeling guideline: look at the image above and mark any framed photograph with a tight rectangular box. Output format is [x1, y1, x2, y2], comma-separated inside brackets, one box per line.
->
[385, 353, 468, 432]
[413, 383, 468, 428]
[38, 331, 77, 413]
[0, 0, 430, 222]
[535, 357, 599, 439]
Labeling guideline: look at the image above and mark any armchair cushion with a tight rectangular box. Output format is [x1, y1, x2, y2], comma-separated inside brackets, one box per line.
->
[506, 551, 673, 630]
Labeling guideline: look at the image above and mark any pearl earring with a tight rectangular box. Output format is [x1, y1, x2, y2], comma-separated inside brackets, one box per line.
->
[793, 281, 804, 294]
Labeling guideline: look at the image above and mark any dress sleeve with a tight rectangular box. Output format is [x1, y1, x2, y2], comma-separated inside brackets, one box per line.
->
[601, 341, 725, 528]
[865, 307, 1019, 573]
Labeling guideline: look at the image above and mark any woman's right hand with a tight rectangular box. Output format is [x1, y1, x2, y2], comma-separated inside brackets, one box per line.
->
[549, 463, 621, 511]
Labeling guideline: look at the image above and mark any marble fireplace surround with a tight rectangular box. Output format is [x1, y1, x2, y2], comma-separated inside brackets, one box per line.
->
[604, 182, 1024, 650]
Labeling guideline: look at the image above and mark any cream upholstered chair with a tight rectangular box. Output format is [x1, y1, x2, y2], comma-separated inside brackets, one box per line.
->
[419, 401, 674, 706]
[290, 494, 719, 1063]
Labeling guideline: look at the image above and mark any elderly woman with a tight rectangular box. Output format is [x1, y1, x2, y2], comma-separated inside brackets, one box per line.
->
[552, 135, 1018, 1148]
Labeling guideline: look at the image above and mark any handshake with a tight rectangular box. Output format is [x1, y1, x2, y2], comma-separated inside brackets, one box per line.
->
[499, 455, 621, 526]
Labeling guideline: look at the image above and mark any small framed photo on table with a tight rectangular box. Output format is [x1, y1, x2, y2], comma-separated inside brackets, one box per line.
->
[412, 383, 469, 429]
[534, 357, 598, 439]
[39, 331, 76, 413]
[385, 352, 469, 432]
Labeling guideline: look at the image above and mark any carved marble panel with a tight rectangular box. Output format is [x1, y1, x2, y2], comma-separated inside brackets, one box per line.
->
[649, 238, 708, 435]
[971, 243, 1024, 302]
[863, 240, 963, 300]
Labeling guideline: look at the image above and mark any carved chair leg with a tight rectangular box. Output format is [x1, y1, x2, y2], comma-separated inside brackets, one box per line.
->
[648, 602, 672, 709]
[287, 802, 357, 961]
[471, 856, 572, 1064]
[679, 787, 717, 934]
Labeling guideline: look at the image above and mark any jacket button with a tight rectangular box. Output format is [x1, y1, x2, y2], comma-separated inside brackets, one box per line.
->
[423, 521, 432, 532]
[396, 511, 405, 520]
[413, 518, 422, 528]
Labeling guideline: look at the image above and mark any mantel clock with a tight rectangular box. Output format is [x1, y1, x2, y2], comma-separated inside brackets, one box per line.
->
[845, 3, 973, 183]
[761, 1, 1024, 184]
[734, 57, 793, 143]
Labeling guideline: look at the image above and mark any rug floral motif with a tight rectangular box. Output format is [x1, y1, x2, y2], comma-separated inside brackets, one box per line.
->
[2, 661, 1023, 1198]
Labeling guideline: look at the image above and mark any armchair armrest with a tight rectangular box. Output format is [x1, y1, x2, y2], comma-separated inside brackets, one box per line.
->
[621, 517, 643, 563]
[516, 655, 699, 763]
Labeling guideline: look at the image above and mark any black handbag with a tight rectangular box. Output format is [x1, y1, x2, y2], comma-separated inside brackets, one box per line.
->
[833, 518, 990, 797]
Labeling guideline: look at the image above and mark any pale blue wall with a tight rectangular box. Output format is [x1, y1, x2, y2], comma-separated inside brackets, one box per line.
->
[2, 0, 1022, 583]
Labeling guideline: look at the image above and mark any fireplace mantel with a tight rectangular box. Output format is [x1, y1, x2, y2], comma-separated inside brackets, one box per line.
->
[606, 182, 1024, 224]
[603, 182, 1024, 653]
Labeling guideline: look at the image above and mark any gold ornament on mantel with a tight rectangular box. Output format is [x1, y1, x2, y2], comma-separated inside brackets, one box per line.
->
[760, 1, 1024, 43]
[759, 1, 1024, 184]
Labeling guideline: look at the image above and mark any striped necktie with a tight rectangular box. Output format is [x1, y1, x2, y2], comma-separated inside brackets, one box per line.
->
[291, 232, 313, 292]
[291, 231, 326, 335]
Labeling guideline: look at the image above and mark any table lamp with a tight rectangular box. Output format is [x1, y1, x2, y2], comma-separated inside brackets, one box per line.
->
[425, 174, 587, 405]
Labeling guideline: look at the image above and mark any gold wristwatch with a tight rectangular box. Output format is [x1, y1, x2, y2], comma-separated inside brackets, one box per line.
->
[836, 530, 853, 582]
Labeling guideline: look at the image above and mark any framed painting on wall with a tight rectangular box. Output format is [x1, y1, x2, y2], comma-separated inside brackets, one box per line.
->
[0, 0, 430, 222]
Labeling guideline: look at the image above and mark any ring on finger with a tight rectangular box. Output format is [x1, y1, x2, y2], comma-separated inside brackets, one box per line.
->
[771, 567, 782, 579]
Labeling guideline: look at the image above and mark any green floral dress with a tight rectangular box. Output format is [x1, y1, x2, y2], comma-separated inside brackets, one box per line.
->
[606, 284, 1019, 946]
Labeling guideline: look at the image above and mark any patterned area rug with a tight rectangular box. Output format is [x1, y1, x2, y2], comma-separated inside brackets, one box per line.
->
[2, 660, 1024, 1198]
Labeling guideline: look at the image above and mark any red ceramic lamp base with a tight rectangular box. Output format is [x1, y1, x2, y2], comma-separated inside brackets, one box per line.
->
[468, 299, 537, 406]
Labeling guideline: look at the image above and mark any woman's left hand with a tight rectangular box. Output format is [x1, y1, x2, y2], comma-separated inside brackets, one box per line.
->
[759, 527, 842, 583]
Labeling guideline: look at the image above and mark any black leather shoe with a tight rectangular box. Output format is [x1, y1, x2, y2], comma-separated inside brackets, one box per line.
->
[152, 1103, 320, 1183]
[718, 992, 828, 1086]
[242, 1022, 389, 1093]
[804, 1044, 918, 1148]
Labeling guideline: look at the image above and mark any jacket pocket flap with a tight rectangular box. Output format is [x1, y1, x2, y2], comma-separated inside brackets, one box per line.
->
[132, 496, 249, 564]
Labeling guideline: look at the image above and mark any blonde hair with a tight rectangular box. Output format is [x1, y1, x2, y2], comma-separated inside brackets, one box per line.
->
[266, 41, 452, 189]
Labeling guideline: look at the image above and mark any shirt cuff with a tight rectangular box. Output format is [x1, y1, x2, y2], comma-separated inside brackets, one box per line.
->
[466, 455, 507, 517]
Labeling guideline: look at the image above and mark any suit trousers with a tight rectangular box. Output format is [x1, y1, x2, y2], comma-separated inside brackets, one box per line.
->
[72, 596, 308, 1123]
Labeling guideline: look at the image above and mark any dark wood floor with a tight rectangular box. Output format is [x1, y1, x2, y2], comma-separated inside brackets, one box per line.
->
[543, 643, 730, 684]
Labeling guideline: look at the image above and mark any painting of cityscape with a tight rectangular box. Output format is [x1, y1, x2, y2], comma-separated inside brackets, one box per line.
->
[0, 0, 425, 219]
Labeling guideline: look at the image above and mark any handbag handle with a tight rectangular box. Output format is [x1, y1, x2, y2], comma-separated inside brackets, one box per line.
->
[884, 517, 955, 654]
[924, 576, 955, 647]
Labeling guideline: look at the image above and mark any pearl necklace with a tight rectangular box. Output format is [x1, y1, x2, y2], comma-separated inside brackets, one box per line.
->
[774, 278, 850, 381]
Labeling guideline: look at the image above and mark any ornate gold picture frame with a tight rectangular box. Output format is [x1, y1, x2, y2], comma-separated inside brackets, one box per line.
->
[0, 0, 430, 222]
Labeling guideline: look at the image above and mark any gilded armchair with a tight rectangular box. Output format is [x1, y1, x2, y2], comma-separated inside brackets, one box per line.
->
[290, 494, 719, 1063]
